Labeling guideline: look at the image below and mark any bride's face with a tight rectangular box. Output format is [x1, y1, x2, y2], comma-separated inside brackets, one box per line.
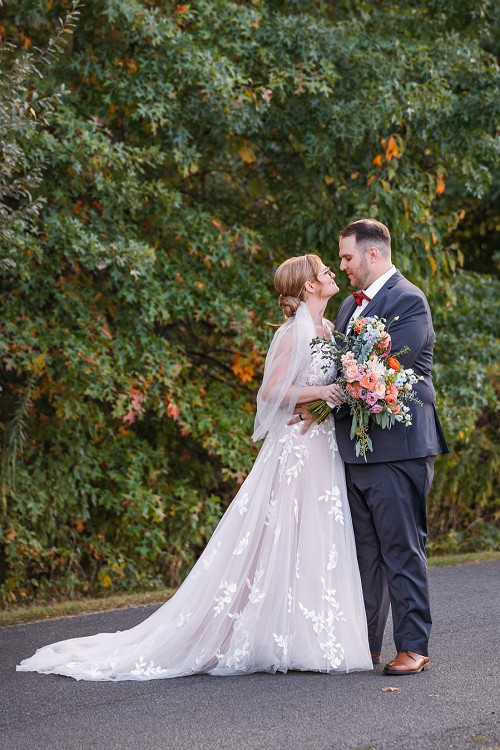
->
[313, 265, 339, 298]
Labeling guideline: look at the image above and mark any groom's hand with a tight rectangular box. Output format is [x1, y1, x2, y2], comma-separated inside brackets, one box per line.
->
[288, 410, 315, 434]
[288, 402, 317, 434]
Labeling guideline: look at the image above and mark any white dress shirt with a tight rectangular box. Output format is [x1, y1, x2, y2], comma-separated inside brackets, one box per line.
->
[350, 266, 398, 322]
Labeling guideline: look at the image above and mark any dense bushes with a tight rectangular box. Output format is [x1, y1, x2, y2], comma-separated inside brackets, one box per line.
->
[1, 0, 498, 603]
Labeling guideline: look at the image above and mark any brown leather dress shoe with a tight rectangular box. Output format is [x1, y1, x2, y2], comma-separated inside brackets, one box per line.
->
[383, 651, 430, 675]
[371, 652, 381, 665]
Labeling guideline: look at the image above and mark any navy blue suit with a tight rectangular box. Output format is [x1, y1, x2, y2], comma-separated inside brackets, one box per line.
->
[334, 271, 448, 655]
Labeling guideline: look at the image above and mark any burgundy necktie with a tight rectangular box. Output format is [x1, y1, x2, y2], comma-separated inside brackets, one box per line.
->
[352, 290, 371, 306]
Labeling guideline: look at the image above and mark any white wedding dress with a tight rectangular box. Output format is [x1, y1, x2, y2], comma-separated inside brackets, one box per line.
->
[17, 306, 372, 681]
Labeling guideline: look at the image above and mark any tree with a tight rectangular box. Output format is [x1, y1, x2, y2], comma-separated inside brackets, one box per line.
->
[0, 2, 79, 268]
[1, 0, 498, 602]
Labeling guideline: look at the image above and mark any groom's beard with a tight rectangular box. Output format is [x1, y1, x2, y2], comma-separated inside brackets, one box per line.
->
[348, 255, 370, 290]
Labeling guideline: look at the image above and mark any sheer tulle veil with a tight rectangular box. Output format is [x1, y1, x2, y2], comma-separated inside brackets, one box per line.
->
[252, 302, 316, 441]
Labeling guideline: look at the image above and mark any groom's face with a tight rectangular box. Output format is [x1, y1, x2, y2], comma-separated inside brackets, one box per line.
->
[338, 235, 370, 290]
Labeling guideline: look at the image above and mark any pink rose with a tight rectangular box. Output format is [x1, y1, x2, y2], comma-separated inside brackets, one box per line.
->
[374, 381, 386, 398]
[370, 404, 384, 413]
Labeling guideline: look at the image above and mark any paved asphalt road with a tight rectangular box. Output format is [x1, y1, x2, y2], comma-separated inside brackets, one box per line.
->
[1, 561, 499, 750]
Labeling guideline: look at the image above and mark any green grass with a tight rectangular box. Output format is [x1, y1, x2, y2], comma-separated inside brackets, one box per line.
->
[427, 550, 500, 567]
[1, 550, 499, 629]
[0, 588, 175, 628]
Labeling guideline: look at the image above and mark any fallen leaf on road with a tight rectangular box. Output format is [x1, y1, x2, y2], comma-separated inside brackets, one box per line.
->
[381, 687, 400, 693]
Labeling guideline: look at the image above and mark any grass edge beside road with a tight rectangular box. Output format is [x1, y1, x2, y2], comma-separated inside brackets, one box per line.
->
[0, 588, 176, 628]
[2, 550, 500, 629]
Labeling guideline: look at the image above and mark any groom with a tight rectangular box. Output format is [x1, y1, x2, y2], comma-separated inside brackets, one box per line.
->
[333, 218, 448, 675]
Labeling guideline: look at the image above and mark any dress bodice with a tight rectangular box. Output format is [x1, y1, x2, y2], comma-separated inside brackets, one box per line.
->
[305, 340, 336, 387]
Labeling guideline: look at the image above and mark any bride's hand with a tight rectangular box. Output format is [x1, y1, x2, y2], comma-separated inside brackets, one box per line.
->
[320, 384, 345, 406]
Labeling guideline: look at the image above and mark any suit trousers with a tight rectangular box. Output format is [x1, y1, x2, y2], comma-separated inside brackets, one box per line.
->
[344, 457, 435, 656]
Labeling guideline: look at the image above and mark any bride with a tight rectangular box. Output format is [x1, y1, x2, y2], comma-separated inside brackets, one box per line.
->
[17, 254, 372, 681]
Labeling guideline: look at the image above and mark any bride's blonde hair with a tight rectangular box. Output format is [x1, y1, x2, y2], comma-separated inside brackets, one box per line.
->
[274, 254, 323, 319]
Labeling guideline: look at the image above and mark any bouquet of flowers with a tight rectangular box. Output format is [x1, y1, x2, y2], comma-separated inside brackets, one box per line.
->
[308, 316, 422, 459]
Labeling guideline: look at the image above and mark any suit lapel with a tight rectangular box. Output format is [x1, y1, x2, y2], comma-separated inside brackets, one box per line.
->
[359, 270, 404, 318]
[335, 298, 357, 333]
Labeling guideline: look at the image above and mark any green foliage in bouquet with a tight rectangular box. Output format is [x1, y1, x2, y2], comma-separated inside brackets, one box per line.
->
[0, 0, 498, 602]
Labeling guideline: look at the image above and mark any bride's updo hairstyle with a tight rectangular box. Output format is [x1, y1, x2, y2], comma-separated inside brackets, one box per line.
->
[274, 254, 323, 319]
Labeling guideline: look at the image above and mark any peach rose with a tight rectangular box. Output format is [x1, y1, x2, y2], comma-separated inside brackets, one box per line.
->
[374, 380, 386, 398]
[344, 363, 361, 382]
[341, 351, 356, 365]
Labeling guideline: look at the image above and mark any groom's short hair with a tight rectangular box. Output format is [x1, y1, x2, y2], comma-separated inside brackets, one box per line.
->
[339, 219, 391, 257]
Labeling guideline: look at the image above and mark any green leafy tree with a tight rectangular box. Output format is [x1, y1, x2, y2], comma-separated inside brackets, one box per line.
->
[0, 2, 79, 268]
[0, 0, 498, 602]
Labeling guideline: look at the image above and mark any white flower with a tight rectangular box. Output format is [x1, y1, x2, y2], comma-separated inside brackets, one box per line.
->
[366, 355, 386, 378]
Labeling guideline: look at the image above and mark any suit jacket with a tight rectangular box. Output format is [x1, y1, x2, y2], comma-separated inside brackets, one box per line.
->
[333, 271, 448, 464]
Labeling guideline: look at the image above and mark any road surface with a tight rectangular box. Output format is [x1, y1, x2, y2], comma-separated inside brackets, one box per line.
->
[1, 561, 499, 750]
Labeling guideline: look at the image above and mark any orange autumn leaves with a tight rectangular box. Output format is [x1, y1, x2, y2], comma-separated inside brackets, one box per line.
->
[436, 172, 446, 195]
[117, 349, 258, 427]
[370, 135, 446, 196]
[385, 135, 400, 163]
[368, 135, 401, 189]
[371, 134, 401, 179]
[231, 350, 260, 384]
